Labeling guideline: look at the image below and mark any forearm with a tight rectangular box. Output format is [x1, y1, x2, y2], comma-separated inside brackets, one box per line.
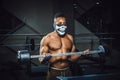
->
[69, 49, 90, 62]
[69, 54, 81, 62]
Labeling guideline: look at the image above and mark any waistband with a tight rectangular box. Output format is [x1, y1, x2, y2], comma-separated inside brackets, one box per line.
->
[50, 67, 69, 70]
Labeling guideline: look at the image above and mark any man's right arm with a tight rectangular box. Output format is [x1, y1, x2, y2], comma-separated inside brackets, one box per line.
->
[39, 36, 51, 64]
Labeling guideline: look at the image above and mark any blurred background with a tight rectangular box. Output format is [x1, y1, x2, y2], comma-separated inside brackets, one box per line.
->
[0, 0, 119, 80]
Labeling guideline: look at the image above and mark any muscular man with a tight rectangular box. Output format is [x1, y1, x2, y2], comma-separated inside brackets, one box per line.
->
[39, 13, 89, 80]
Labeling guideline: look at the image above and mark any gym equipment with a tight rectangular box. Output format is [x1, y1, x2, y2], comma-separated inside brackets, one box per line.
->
[17, 45, 105, 63]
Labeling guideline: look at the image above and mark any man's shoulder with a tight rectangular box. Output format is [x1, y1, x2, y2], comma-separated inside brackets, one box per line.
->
[42, 32, 54, 40]
[66, 34, 74, 41]
[66, 33, 73, 38]
[40, 33, 51, 44]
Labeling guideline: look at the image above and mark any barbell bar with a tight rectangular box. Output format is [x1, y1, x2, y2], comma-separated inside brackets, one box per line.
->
[17, 45, 105, 63]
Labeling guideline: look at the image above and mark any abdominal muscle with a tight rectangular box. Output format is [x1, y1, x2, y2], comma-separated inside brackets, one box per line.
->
[49, 51, 71, 69]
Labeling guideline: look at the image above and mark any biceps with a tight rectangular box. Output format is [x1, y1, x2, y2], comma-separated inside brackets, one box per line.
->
[40, 46, 49, 55]
[71, 45, 76, 52]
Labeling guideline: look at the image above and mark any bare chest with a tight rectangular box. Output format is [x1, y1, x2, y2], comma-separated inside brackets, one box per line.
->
[48, 37, 72, 52]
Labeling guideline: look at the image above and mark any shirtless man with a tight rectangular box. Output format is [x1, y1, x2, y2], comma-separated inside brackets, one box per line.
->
[39, 13, 89, 80]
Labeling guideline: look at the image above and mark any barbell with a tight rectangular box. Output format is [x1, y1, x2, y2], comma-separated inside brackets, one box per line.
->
[17, 45, 105, 63]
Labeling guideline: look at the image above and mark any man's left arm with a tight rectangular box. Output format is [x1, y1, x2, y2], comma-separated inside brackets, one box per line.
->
[68, 35, 89, 62]
[67, 34, 81, 62]
[69, 44, 82, 62]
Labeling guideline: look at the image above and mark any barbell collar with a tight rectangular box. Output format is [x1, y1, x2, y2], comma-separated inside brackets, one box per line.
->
[17, 50, 30, 63]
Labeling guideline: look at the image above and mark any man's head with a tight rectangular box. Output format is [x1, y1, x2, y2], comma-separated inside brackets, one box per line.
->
[53, 12, 67, 36]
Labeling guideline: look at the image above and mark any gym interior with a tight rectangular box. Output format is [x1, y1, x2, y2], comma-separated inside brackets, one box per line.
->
[0, 0, 120, 80]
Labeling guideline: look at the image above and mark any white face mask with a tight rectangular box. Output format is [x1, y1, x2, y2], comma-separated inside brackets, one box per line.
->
[54, 24, 67, 36]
